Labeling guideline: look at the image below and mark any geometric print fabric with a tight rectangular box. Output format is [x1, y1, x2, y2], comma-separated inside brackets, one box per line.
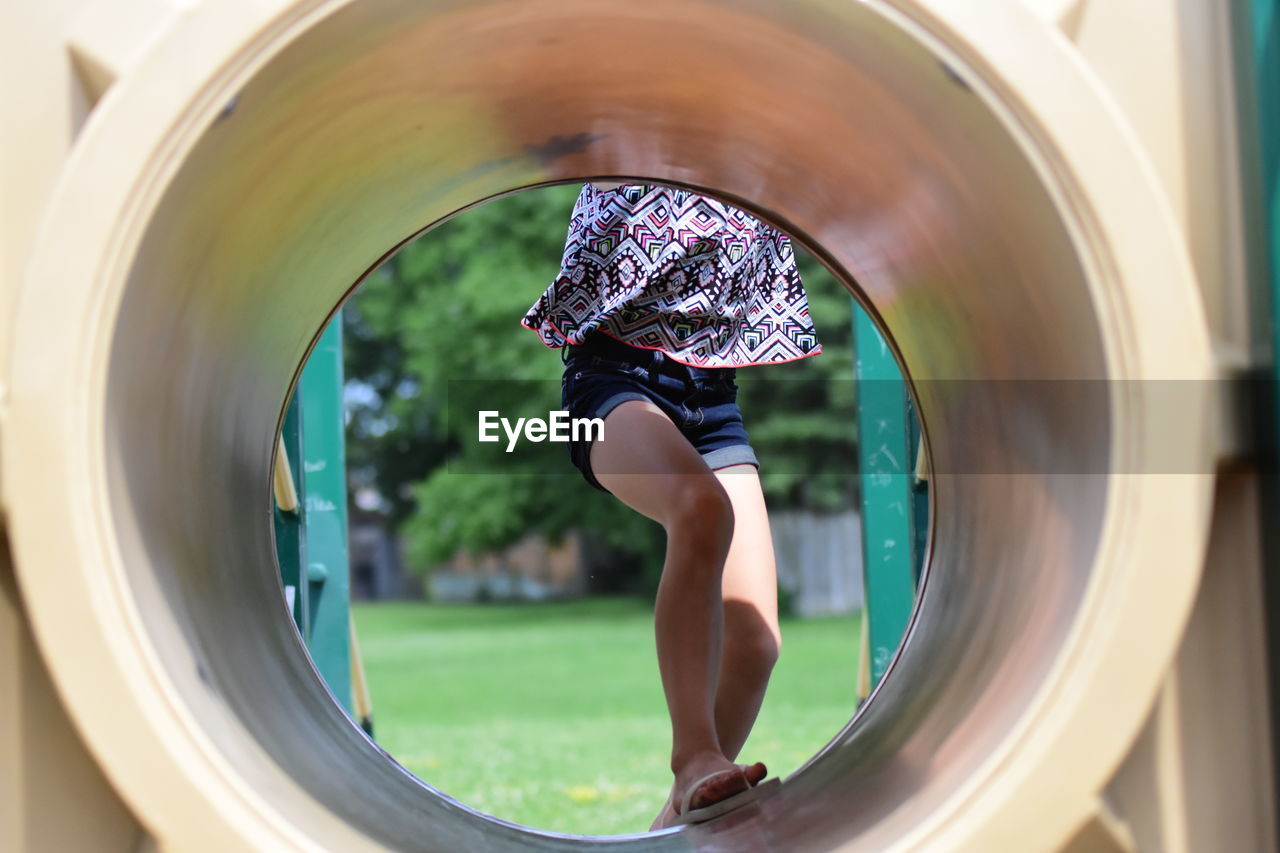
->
[522, 183, 822, 367]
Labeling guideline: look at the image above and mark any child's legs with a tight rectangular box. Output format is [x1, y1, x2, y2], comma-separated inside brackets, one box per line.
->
[712, 464, 781, 762]
[589, 400, 749, 798]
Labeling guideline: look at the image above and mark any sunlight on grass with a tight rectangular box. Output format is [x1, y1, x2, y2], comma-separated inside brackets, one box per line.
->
[352, 598, 860, 836]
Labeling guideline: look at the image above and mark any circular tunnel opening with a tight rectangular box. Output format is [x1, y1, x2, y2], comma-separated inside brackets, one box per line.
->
[281, 180, 891, 835]
[8, 0, 1216, 849]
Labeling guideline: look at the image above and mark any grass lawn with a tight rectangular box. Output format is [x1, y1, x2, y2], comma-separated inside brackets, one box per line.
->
[351, 597, 861, 836]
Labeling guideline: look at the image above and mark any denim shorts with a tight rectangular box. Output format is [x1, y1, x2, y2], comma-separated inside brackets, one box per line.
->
[560, 334, 759, 492]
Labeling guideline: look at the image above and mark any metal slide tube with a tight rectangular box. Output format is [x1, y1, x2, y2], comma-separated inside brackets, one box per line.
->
[6, 1, 1214, 849]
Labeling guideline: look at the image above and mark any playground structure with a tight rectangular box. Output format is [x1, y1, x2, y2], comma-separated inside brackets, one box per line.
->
[2, 0, 1277, 850]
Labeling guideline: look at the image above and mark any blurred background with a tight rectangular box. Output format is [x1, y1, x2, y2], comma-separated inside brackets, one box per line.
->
[309, 184, 867, 834]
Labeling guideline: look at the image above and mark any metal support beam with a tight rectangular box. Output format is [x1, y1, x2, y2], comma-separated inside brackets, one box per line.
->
[1237, 0, 1280, 832]
[273, 315, 352, 711]
[297, 317, 352, 711]
[274, 398, 309, 639]
[853, 306, 919, 688]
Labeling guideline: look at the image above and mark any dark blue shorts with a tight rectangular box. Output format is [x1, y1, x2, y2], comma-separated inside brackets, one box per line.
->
[560, 333, 759, 492]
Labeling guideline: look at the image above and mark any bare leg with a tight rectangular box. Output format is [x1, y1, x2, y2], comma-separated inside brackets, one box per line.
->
[649, 465, 779, 828]
[589, 401, 765, 829]
[713, 465, 781, 762]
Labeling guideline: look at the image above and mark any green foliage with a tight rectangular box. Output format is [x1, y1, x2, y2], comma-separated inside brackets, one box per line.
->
[343, 185, 857, 578]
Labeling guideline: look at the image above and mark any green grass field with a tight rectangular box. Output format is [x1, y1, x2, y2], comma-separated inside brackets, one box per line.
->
[352, 598, 861, 836]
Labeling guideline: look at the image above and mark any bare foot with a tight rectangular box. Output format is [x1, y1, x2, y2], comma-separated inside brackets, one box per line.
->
[739, 761, 767, 787]
[677, 754, 746, 811]
[650, 753, 768, 824]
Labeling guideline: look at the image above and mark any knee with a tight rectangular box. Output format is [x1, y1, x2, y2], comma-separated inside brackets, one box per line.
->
[725, 618, 781, 674]
[664, 478, 735, 551]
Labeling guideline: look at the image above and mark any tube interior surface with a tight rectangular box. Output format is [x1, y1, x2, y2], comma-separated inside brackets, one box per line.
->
[104, 0, 1124, 848]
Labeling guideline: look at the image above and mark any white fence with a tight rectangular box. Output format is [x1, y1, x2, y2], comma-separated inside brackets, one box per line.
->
[771, 510, 864, 617]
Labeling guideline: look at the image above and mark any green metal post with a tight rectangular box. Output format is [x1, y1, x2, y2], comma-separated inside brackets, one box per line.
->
[297, 316, 352, 711]
[274, 398, 310, 638]
[1240, 0, 1279, 827]
[853, 305, 919, 686]
[1253, 1, 1278, 337]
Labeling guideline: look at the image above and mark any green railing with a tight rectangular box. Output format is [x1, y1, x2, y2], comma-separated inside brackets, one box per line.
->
[1239, 0, 1279, 827]
[852, 305, 925, 697]
[274, 316, 352, 711]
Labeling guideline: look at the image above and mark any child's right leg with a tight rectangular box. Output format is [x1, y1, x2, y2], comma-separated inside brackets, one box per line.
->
[589, 399, 767, 825]
[711, 464, 782, 762]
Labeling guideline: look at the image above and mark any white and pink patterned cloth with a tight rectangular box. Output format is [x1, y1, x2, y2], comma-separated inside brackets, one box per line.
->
[521, 183, 821, 367]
